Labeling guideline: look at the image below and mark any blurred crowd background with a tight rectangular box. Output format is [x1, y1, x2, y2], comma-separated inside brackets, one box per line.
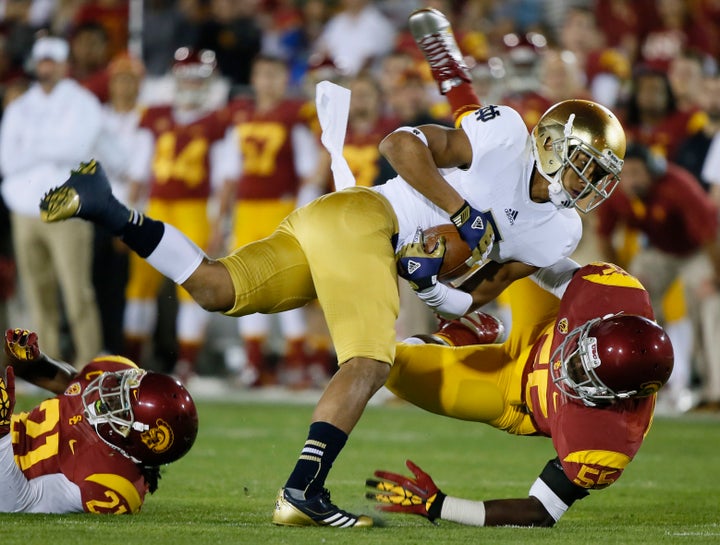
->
[1, 0, 720, 414]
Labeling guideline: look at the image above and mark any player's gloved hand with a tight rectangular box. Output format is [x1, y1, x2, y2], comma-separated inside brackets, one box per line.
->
[450, 200, 495, 264]
[397, 228, 446, 291]
[0, 366, 15, 437]
[4, 329, 41, 363]
[366, 459, 445, 522]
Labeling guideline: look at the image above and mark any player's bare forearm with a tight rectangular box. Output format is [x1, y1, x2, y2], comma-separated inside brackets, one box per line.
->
[459, 261, 538, 309]
[379, 127, 466, 214]
[483, 497, 555, 527]
[3, 329, 77, 394]
[11, 354, 77, 395]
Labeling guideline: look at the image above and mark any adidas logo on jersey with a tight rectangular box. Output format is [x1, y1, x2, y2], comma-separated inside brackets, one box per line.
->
[505, 208, 518, 225]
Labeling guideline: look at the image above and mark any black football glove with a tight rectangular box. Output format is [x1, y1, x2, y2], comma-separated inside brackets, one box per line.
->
[397, 228, 446, 291]
[366, 460, 446, 522]
[450, 201, 495, 264]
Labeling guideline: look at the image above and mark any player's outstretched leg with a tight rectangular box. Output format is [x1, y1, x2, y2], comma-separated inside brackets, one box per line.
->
[414, 310, 505, 346]
[273, 487, 373, 528]
[40, 160, 205, 291]
[409, 7, 481, 123]
[39, 159, 131, 233]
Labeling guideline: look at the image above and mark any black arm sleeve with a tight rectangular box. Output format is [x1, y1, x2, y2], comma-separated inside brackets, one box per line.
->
[539, 457, 590, 507]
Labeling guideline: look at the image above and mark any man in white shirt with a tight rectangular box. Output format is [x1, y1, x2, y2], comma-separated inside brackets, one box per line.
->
[312, 0, 396, 76]
[0, 36, 103, 367]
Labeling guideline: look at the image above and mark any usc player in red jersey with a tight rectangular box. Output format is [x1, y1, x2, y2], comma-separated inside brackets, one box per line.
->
[367, 261, 673, 527]
[123, 47, 239, 381]
[342, 73, 400, 188]
[220, 54, 323, 387]
[0, 328, 197, 514]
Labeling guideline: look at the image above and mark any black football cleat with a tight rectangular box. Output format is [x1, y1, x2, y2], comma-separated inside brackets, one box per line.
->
[408, 8, 471, 95]
[39, 159, 130, 233]
[272, 488, 373, 528]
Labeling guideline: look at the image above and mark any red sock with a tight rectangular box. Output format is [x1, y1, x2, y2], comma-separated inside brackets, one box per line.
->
[445, 83, 481, 125]
[178, 341, 202, 371]
[284, 338, 307, 369]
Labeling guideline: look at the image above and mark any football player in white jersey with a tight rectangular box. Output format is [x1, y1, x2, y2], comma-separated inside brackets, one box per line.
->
[384, 7, 625, 313]
[382, 98, 625, 311]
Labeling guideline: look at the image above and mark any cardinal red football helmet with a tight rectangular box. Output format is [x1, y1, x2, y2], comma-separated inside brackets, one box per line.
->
[172, 46, 216, 110]
[550, 314, 674, 406]
[82, 369, 199, 465]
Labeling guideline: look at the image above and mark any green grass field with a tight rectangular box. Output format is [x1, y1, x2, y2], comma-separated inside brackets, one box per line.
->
[3, 396, 719, 545]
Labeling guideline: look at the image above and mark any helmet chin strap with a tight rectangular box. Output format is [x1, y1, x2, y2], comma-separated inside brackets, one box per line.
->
[536, 166, 572, 209]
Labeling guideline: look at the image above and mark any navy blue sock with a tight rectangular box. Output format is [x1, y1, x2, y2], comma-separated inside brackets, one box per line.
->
[285, 421, 348, 498]
[120, 210, 166, 258]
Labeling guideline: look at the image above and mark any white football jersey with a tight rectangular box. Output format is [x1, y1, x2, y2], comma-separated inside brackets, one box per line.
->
[372, 105, 582, 268]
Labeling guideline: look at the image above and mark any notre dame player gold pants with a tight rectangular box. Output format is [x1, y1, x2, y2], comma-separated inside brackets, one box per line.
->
[218, 187, 400, 366]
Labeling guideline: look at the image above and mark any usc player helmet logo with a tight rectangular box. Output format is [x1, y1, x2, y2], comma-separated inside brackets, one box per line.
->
[140, 418, 175, 454]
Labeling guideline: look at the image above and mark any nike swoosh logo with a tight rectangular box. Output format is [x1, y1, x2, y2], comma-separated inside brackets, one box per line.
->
[69, 439, 77, 455]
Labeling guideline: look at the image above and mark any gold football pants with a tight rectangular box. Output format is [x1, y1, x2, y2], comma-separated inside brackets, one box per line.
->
[218, 187, 400, 365]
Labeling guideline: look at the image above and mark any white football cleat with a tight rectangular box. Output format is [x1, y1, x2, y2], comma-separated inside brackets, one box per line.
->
[408, 8, 472, 94]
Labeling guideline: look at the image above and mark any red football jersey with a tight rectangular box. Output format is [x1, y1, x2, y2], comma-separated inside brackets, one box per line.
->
[596, 163, 718, 256]
[11, 358, 148, 513]
[141, 106, 231, 200]
[343, 116, 400, 188]
[624, 109, 705, 161]
[228, 98, 315, 200]
[523, 262, 656, 490]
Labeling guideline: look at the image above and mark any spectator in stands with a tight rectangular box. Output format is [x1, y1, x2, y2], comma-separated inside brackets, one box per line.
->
[141, 0, 207, 77]
[557, 5, 631, 109]
[72, 0, 129, 59]
[638, 0, 716, 72]
[195, 0, 262, 90]
[503, 47, 591, 131]
[676, 72, 720, 199]
[69, 21, 111, 102]
[622, 66, 705, 160]
[667, 51, 706, 114]
[1, 0, 38, 70]
[271, 0, 332, 89]
[312, 0, 396, 77]
[595, 142, 720, 412]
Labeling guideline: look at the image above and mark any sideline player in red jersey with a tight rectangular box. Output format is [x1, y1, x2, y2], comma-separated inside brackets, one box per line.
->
[0, 328, 198, 514]
[219, 54, 323, 387]
[123, 47, 239, 382]
[367, 261, 673, 527]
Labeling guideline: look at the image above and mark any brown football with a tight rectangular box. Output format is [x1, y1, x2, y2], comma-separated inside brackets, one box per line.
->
[423, 224, 472, 282]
